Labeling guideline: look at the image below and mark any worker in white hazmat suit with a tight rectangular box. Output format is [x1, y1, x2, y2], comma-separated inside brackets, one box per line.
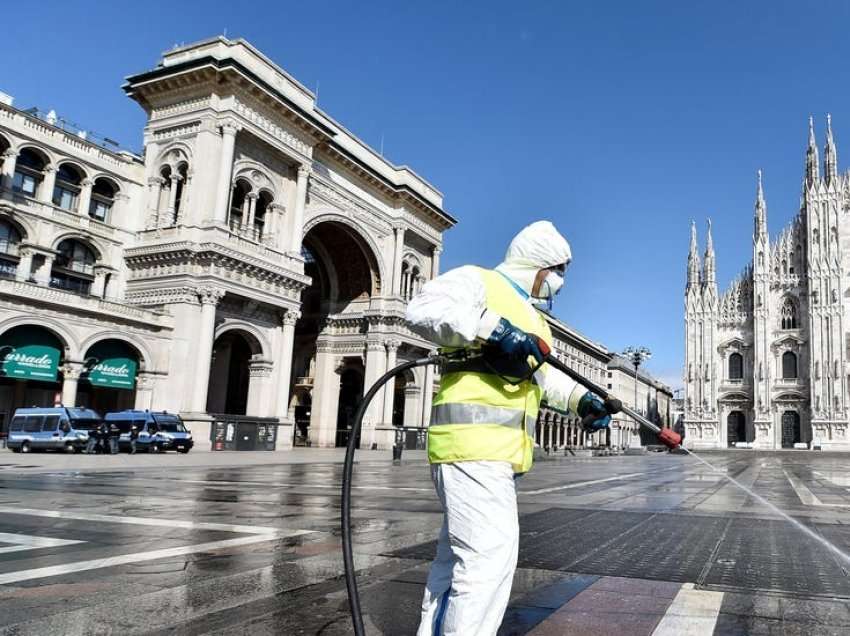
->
[405, 220, 619, 635]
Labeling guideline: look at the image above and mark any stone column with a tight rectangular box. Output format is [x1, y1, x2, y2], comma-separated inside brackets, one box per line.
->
[246, 192, 258, 232]
[165, 174, 181, 225]
[15, 247, 34, 282]
[34, 253, 55, 287]
[403, 384, 421, 428]
[104, 272, 120, 299]
[391, 227, 406, 296]
[2, 149, 17, 191]
[78, 179, 93, 216]
[309, 342, 340, 447]
[289, 165, 310, 252]
[212, 122, 240, 224]
[147, 177, 164, 229]
[40, 165, 57, 205]
[421, 363, 435, 427]
[362, 338, 387, 448]
[246, 361, 274, 416]
[275, 309, 299, 419]
[61, 362, 83, 407]
[134, 372, 155, 410]
[91, 266, 109, 298]
[382, 340, 400, 425]
[431, 245, 442, 279]
[265, 203, 279, 242]
[190, 287, 225, 413]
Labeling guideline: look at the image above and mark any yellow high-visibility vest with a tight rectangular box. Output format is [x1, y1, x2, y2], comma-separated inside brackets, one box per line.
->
[428, 267, 553, 474]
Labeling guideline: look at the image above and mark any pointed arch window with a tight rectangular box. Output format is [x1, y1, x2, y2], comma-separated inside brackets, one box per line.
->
[782, 351, 798, 380]
[728, 353, 743, 380]
[780, 298, 797, 330]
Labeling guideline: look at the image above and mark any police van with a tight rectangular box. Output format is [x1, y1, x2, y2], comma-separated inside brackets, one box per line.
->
[104, 410, 193, 453]
[7, 407, 101, 453]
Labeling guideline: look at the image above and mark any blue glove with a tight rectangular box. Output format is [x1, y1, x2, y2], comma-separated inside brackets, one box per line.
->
[485, 318, 546, 364]
[577, 392, 612, 432]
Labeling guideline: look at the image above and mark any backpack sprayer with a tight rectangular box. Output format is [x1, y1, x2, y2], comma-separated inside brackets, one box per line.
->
[340, 339, 681, 635]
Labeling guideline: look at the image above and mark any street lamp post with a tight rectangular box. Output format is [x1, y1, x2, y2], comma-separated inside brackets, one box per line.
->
[622, 346, 651, 445]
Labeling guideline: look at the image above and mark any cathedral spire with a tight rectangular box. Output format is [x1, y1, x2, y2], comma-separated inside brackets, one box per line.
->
[825, 113, 838, 185]
[754, 169, 768, 240]
[687, 220, 701, 289]
[703, 218, 716, 287]
[806, 115, 820, 186]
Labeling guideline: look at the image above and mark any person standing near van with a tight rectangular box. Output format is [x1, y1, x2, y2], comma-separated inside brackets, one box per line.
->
[129, 423, 139, 454]
[109, 422, 120, 454]
[97, 422, 109, 454]
[85, 428, 98, 454]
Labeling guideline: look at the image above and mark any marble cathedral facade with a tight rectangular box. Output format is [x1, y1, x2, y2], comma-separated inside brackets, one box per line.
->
[684, 117, 850, 450]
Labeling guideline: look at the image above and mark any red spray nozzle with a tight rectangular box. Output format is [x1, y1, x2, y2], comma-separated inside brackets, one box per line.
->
[658, 428, 682, 450]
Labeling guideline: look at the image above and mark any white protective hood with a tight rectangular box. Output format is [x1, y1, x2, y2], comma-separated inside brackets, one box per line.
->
[494, 221, 572, 297]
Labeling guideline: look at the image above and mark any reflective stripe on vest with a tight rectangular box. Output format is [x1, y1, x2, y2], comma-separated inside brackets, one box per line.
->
[431, 402, 536, 433]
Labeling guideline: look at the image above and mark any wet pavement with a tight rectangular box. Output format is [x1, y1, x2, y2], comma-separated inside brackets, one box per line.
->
[2, 450, 850, 634]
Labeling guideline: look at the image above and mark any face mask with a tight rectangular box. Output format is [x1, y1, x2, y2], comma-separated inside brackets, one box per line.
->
[532, 271, 564, 312]
[534, 271, 564, 300]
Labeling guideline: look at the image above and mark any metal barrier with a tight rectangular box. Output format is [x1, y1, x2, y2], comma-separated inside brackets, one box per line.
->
[210, 415, 281, 451]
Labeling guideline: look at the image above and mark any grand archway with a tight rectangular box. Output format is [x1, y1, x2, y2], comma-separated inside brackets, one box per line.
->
[291, 221, 380, 446]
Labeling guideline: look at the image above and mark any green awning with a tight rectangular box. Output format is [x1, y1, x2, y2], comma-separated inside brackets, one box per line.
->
[0, 326, 62, 382]
[82, 341, 138, 390]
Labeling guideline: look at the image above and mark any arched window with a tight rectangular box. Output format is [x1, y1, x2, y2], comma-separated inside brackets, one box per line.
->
[782, 351, 798, 380]
[229, 180, 251, 230]
[52, 163, 84, 211]
[89, 178, 117, 222]
[728, 353, 743, 380]
[13, 148, 47, 197]
[52, 239, 96, 294]
[400, 261, 410, 299]
[781, 298, 797, 329]
[0, 220, 22, 279]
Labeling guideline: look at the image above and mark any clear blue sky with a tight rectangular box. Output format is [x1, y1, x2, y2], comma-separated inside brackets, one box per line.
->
[5, 1, 850, 388]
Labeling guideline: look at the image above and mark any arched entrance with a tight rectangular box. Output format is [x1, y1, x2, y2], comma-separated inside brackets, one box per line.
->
[78, 339, 140, 413]
[0, 325, 64, 433]
[292, 221, 380, 446]
[727, 411, 746, 447]
[335, 365, 364, 447]
[207, 330, 260, 415]
[781, 411, 801, 448]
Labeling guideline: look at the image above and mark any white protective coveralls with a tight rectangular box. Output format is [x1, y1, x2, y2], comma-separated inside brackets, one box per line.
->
[406, 221, 585, 636]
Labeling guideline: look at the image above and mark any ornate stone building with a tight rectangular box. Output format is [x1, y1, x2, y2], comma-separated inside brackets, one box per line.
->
[0, 37, 453, 450]
[684, 117, 850, 450]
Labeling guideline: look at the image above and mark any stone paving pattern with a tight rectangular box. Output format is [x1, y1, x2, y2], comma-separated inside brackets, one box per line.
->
[1, 450, 850, 633]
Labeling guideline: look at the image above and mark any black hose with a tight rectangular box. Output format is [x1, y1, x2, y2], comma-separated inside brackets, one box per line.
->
[341, 356, 435, 636]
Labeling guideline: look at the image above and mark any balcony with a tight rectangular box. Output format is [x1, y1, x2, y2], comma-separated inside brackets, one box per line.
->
[0, 278, 171, 328]
[0, 189, 117, 238]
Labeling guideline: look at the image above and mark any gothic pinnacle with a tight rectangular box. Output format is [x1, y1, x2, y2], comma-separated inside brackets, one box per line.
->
[825, 113, 838, 185]
[703, 218, 716, 286]
[806, 115, 820, 186]
[687, 220, 701, 288]
[755, 169, 767, 238]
